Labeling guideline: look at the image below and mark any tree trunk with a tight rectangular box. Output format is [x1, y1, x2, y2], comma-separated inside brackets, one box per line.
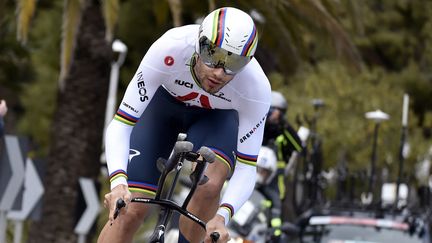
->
[28, 0, 111, 242]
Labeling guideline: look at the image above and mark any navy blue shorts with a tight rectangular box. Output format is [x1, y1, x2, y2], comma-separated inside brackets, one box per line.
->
[127, 87, 239, 196]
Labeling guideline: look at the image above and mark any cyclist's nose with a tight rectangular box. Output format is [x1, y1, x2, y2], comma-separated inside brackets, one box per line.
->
[212, 67, 225, 77]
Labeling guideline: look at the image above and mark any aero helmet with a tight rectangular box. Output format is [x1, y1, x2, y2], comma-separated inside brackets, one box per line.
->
[271, 91, 288, 110]
[197, 7, 258, 74]
[256, 146, 278, 185]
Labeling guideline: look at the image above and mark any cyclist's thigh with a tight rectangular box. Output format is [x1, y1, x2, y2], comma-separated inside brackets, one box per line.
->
[128, 87, 183, 196]
[186, 109, 239, 174]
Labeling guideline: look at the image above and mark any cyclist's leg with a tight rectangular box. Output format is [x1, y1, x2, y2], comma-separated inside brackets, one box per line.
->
[98, 87, 183, 243]
[179, 109, 238, 242]
[97, 192, 154, 243]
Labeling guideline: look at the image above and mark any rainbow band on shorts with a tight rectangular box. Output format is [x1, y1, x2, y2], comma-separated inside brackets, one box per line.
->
[209, 147, 234, 172]
[128, 181, 158, 196]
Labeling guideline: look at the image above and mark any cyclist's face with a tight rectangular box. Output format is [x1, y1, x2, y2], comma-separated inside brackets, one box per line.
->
[194, 56, 235, 94]
[267, 108, 283, 124]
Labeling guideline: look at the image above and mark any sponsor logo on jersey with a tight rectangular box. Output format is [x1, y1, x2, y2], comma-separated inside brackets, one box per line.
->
[122, 102, 139, 114]
[211, 92, 232, 102]
[136, 71, 149, 102]
[176, 92, 212, 109]
[164, 56, 174, 66]
[175, 79, 193, 89]
[239, 115, 266, 143]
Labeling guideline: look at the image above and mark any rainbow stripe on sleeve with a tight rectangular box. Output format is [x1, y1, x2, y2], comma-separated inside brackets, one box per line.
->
[236, 151, 257, 166]
[220, 203, 234, 219]
[114, 109, 139, 126]
[109, 169, 128, 183]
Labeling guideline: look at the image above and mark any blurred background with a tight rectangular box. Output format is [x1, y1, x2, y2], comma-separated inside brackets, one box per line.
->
[0, 0, 432, 242]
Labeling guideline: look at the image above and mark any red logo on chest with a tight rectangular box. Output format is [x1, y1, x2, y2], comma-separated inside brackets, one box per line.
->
[176, 92, 212, 109]
[164, 56, 174, 66]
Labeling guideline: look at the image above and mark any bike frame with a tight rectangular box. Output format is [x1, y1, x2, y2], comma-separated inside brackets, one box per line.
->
[114, 138, 219, 242]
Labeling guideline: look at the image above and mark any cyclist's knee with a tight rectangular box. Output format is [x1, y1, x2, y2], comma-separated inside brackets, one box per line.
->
[122, 204, 148, 225]
[195, 180, 222, 201]
[193, 158, 228, 201]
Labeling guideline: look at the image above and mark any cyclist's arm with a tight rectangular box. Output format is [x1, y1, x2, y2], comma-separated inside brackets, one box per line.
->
[217, 162, 257, 225]
[217, 93, 271, 224]
[282, 123, 303, 154]
[105, 34, 174, 189]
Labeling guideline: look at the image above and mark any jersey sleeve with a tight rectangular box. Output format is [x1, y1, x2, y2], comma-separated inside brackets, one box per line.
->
[217, 96, 271, 224]
[105, 33, 173, 189]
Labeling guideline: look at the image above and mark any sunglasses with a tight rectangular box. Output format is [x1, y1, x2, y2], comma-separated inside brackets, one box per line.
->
[198, 37, 252, 75]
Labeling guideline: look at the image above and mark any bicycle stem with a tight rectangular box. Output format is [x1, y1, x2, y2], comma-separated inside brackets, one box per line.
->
[182, 158, 207, 209]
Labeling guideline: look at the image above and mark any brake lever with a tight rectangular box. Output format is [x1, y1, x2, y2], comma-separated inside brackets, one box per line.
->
[112, 198, 126, 223]
[210, 232, 220, 242]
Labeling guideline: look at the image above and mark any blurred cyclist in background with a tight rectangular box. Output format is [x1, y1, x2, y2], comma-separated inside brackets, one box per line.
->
[262, 91, 303, 225]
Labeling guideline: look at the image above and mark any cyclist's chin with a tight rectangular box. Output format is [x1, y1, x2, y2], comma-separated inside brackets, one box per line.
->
[202, 81, 224, 94]
[203, 86, 221, 94]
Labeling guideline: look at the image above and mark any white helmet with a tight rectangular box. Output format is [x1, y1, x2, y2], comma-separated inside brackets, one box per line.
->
[256, 146, 278, 185]
[197, 7, 258, 74]
[271, 91, 287, 110]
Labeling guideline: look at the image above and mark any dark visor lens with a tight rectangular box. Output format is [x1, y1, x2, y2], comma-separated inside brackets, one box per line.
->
[198, 37, 251, 75]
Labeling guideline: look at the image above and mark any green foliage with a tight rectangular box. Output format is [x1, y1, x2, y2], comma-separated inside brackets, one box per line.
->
[116, 0, 173, 92]
[18, 4, 62, 156]
[271, 60, 427, 180]
[0, 2, 33, 91]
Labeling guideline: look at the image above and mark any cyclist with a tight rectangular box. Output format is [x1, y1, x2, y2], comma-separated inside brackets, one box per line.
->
[262, 91, 302, 222]
[0, 99, 7, 136]
[97, 7, 271, 243]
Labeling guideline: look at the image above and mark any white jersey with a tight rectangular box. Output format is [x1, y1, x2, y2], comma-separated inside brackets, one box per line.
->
[105, 25, 271, 224]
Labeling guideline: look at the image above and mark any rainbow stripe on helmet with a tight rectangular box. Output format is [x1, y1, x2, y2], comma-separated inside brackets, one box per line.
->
[211, 8, 226, 47]
[241, 27, 257, 56]
[210, 7, 257, 57]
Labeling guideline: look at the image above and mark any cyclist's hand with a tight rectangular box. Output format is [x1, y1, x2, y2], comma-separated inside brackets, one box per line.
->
[0, 100, 7, 117]
[103, 184, 131, 224]
[204, 214, 229, 242]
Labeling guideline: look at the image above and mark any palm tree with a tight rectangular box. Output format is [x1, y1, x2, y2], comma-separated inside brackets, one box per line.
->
[233, 0, 364, 74]
[14, 0, 118, 242]
[167, 0, 182, 27]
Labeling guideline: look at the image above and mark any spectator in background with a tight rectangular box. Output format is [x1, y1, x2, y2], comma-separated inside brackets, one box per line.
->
[0, 99, 7, 136]
[263, 91, 303, 222]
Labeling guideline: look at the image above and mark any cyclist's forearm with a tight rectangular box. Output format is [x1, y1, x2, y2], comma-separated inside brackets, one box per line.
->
[105, 119, 133, 189]
[217, 163, 256, 225]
